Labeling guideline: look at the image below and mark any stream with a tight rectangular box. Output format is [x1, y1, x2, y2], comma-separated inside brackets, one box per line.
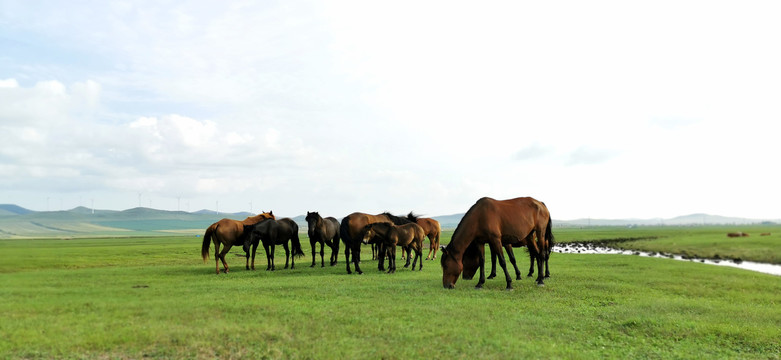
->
[555, 243, 781, 276]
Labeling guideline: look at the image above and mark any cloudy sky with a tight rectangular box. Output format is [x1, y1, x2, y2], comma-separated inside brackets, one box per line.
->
[1, 1, 780, 220]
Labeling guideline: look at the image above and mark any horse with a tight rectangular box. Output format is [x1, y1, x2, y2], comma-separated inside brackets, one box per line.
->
[339, 212, 411, 274]
[305, 211, 340, 267]
[407, 212, 442, 260]
[242, 218, 305, 271]
[201, 211, 275, 274]
[362, 222, 425, 273]
[440, 197, 553, 289]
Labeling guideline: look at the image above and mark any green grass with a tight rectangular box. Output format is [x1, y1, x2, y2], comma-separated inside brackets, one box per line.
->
[1, 232, 779, 359]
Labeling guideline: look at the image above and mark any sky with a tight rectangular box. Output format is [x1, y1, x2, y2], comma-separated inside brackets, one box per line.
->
[1, 1, 780, 220]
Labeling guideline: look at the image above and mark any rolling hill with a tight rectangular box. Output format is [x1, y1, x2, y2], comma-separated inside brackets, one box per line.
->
[0, 204, 776, 239]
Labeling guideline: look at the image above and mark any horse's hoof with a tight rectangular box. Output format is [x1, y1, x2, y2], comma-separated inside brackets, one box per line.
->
[474, 285, 484, 290]
[505, 287, 514, 291]
[487, 275, 496, 280]
[537, 283, 545, 287]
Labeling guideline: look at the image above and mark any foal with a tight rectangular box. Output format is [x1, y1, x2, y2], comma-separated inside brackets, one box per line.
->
[362, 222, 425, 273]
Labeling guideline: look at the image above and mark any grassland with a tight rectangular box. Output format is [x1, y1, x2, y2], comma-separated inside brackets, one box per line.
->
[1, 228, 779, 359]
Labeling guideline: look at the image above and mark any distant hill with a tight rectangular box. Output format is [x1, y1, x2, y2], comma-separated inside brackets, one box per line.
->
[0, 204, 34, 216]
[0, 204, 776, 238]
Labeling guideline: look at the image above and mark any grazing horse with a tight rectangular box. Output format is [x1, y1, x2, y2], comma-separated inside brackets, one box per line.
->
[407, 212, 442, 260]
[362, 222, 425, 273]
[201, 211, 275, 274]
[440, 197, 553, 289]
[243, 218, 305, 271]
[339, 212, 411, 274]
[305, 211, 340, 267]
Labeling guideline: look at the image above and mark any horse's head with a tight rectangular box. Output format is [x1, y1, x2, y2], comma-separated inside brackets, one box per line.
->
[305, 211, 321, 226]
[361, 224, 375, 244]
[461, 242, 482, 280]
[241, 224, 255, 252]
[260, 211, 275, 220]
[440, 245, 462, 289]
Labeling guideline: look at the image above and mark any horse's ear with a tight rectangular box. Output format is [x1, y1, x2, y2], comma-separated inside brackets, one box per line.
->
[270, 210, 273, 215]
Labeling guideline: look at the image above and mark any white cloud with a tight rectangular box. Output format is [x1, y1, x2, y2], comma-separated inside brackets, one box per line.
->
[2, 2, 781, 219]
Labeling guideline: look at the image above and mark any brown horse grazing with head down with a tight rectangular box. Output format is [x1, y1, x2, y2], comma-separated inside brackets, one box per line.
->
[362, 222, 425, 273]
[440, 197, 553, 289]
[339, 212, 411, 274]
[407, 212, 442, 260]
[201, 211, 275, 274]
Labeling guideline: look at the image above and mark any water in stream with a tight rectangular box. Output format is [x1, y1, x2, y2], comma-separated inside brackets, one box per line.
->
[555, 243, 781, 276]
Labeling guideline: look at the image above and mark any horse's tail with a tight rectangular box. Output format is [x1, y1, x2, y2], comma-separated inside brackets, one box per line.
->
[291, 222, 305, 258]
[545, 218, 555, 250]
[340, 216, 352, 247]
[202, 224, 215, 262]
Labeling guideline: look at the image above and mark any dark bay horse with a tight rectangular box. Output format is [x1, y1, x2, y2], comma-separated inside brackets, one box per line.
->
[362, 222, 425, 273]
[201, 211, 275, 274]
[243, 217, 305, 271]
[305, 211, 340, 267]
[339, 212, 411, 274]
[407, 212, 442, 260]
[440, 197, 553, 289]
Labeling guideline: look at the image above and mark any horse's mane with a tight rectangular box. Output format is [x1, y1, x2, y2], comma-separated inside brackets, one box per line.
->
[406, 212, 420, 222]
[381, 212, 412, 225]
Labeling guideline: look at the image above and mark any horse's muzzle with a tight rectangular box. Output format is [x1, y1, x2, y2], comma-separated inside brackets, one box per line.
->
[444, 283, 455, 289]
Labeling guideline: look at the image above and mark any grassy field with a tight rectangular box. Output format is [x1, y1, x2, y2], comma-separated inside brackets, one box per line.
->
[1, 228, 779, 359]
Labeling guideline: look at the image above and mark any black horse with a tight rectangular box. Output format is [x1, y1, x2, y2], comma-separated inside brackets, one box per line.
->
[243, 218, 305, 271]
[304, 211, 340, 267]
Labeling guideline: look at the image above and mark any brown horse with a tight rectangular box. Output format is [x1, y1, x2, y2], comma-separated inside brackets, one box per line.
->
[362, 222, 425, 273]
[440, 197, 553, 289]
[407, 212, 442, 260]
[200, 211, 275, 274]
[339, 212, 411, 274]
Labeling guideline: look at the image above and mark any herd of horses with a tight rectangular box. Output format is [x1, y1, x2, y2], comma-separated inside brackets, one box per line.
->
[201, 196, 555, 289]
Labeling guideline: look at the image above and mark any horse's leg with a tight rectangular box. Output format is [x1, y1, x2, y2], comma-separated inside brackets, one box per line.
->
[213, 241, 221, 274]
[283, 242, 290, 269]
[251, 242, 259, 270]
[264, 243, 273, 271]
[488, 248, 497, 279]
[432, 232, 440, 260]
[544, 252, 551, 278]
[377, 242, 386, 272]
[330, 240, 338, 266]
[319, 241, 325, 267]
[310, 240, 317, 267]
[245, 244, 250, 270]
[533, 229, 546, 286]
[388, 245, 395, 274]
[475, 244, 486, 289]
[344, 242, 352, 274]
[403, 245, 412, 268]
[219, 245, 232, 274]
[411, 246, 419, 270]
[489, 237, 513, 290]
[352, 241, 363, 275]
[425, 235, 434, 260]
[416, 245, 423, 270]
[505, 246, 522, 280]
[527, 249, 535, 277]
